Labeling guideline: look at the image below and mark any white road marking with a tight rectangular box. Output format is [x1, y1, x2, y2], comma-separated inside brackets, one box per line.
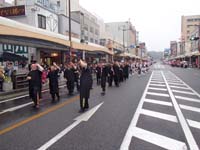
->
[150, 81, 165, 84]
[175, 96, 200, 103]
[170, 86, 190, 90]
[148, 87, 167, 91]
[141, 109, 178, 123]
[0, 85, 66, 104]
[132, 127, 187, 150]
[120, 71, 154, 150]
[172, 90, 196, 95]
[37, 102, 104, 150]
[187, 119, 200, 130]
[147, 92, 170, 97]
[180, 104, 200, 113]
[0, 102, 33, 115]
[162, 71, 199, 150]
[151, 79, 164, 82]
[149, 84, 166, 87]
[144, 98, 173, 106]
[168, 83, 185, 86]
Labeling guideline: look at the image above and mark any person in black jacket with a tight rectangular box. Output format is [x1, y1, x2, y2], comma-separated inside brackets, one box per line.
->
[79, 60, 93, 113]
[72, 63, 80, 92]
[64, 63, 75, 96]
[27, 63, 44, 108]
[96, 64, 101, 85]
[100, 63, 108, 95]
[113, 61, 120, 87]
[107, 63, 114, 87]
[47, 62, 60, 102]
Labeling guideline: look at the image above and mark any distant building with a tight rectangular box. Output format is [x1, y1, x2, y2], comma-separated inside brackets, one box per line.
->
[181, 15, 200, 42]
[170, 41, 177, 57]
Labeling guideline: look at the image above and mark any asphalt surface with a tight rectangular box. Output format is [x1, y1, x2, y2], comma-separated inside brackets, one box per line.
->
[0, 64, 200, 150]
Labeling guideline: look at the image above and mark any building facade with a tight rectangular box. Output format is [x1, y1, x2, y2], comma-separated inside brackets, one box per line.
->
[170, 41, 177, 57]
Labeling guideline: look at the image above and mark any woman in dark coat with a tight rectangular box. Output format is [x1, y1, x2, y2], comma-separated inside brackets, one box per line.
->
[79, 60, 93, 113]
[47, 62, 60, 102]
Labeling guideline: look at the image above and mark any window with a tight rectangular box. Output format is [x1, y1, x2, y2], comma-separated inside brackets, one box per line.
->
[38, 14, 46, 29]
[95, 29, 99, 35]
[90, 27, 94, 33]
[84, 36, 88, 41]
[90, 38, 94, 43]
[95, 40, 98, 44]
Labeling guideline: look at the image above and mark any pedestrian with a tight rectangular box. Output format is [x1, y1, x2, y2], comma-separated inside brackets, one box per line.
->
[100, 63, 108, 95]
[64, 62, 75, 96]
[47, 62, 60, 102]
[27, 63, 44, 108]
[79, 60, 93, 113]
[72, 63, 80, 92]
[108, 63, 114, 87]
[0, 67, 5, 92]
[96, 64, 101, 85]
[113, 61, 120, 87]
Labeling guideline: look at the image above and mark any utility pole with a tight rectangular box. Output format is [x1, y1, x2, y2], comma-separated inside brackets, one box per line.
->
[68, 0, 72, 62]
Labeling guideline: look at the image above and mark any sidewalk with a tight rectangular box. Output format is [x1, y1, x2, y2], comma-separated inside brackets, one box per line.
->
[0, 79, 66, 102]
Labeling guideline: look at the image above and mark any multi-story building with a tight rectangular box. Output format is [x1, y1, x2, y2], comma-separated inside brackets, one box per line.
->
[170, 41, 177, 57]
[181, 15, 200, 42]
[105, 21, 138, 55]
[71, 7, 100, 44]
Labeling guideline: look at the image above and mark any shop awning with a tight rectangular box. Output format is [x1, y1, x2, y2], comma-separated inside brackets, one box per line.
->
[0, 17, 113, 55]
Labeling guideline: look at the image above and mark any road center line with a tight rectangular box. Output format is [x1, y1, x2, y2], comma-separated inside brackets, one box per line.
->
[162, 71, 199, 150]
[0, 96, 79, 136]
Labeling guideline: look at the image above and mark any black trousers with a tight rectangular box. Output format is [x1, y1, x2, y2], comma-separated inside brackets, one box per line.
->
[0, 81, 3, 91]
[80, 97, 89, 110]
[31, 86, 41, 106]
[51, 92, 60, 101]
[67, 80, 74, 94]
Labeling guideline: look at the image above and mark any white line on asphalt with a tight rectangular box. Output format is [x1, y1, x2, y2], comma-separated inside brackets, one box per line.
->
[0, 102, 33, 115]
[172, 90, 196, 95]
[151, 79, 164, 82]
[37, 102, 104, 150]
[120, 71, 154, 150]
[150, 81, 165, 84]
[144, 98, 173, 106]
[168, 83, 185, 86]
[180, 104, 200, 113]
[149, 84, 166, 87]
[148, 87, 167, 91]
[147, 92, 170, 97]
[0, 85, 66, 104]
[141, 109, 178, 122]
[162, 71, 199, 150]
[170, 86, 190, 90]
[175, 96, 200, 103]
[187, 119, 200, 130]
[132, 127, 187, 150]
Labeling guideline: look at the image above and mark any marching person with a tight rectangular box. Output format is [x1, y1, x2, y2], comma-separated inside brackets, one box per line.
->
[72, 63, 80, 92]
[113, 61, 120, 87]
[100, 63, 108, 95]
[79, 60, 93, 113]
[27, 63, 44, 108]
[108, 63, 114, 87]
[95, 63, 101, 85]
[64, 62, 75, 96]
[47, 62, 60, 102]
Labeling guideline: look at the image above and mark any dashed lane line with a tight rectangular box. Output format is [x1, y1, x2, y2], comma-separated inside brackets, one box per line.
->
[144, 98, 173, 106]
[147, 92, 170, 97]
[132, 127, 187, 150]
[140, 109, 178, 123]
[175, 96, 200, 103]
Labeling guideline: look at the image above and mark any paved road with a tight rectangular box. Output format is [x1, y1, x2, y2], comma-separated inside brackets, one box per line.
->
[0, 64, 200, 150]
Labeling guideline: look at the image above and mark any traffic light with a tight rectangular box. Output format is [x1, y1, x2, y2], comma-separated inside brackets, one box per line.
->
[190, 37, 199, 41]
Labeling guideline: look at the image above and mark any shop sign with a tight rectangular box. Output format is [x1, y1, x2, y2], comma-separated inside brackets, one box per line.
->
[0, 5, 25, 17]
[3, 44, 28, 54]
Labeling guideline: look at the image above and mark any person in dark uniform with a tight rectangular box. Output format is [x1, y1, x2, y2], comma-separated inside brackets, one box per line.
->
[27, 63, 44, 108]
[100, 63, 108, 95]
[47, 62, 60, 102]
[113, 61, 120, 87]
[108, 63, 114, 87]
[79, 60, 93, 113]
[119, 64, 124, 82]
[64, 63, 75, 95]
[72, 63, 80, 92]
[96, 64, 101, 85]
[124, 62, 129, 80]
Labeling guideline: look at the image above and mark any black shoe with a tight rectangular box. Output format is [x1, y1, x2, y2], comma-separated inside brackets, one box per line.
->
[79, 109, 84, 113]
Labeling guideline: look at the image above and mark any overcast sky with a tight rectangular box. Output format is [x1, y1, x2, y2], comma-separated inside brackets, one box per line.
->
[80, 0, 200, 51]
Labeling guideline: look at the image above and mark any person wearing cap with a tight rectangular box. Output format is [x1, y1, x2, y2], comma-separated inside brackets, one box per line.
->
[27, 63, 44, 108]
[47, 62, 60, 102]
[79, 60, 93, 113]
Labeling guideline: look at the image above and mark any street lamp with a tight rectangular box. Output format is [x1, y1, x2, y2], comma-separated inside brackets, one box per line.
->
[68, 0, 72, 62]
